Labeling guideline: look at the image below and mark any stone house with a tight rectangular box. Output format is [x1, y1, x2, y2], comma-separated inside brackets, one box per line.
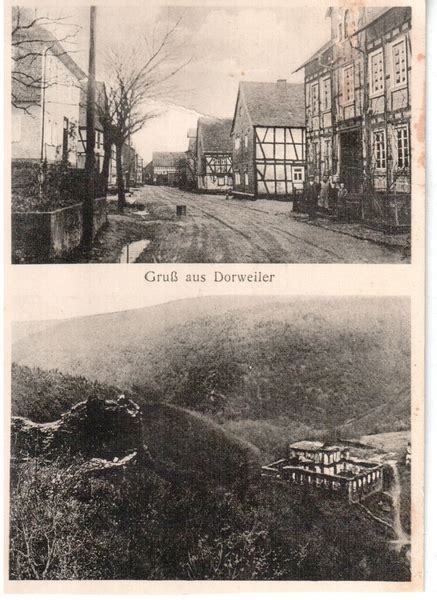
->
[263, 440, 384, 503]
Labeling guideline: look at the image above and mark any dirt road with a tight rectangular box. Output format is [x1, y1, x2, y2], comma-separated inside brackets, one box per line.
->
[90, 186, 408, 264]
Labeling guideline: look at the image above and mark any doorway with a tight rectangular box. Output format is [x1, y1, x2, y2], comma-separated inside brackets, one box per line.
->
[340, 129, 362, 192]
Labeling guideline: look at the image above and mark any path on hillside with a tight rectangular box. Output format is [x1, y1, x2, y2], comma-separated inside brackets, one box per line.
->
[86, 186, 407, 264]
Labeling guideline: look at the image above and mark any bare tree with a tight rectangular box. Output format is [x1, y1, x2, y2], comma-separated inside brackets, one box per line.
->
[11, 6, 80, 114]
[98, 17, 190, 211]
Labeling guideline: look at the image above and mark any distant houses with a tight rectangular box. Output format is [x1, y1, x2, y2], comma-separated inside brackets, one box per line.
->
[195, 117, 233, 192]
[231, 80, 306, 199]
[151, 152, 187, 186]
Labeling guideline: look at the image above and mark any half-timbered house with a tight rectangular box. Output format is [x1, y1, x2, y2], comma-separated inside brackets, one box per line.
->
[297, 6, 411, 227]
[230, 80, 305, 199]
[196, 118, 233, 193]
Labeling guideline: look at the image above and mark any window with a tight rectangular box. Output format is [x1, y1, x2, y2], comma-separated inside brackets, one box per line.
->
[338, 22, 343, 40]
[396, 125, 410, 169]
[235, 171, 240, 185]
[234, 136, 240, 150]
[343, 65, 354, 104]
[62, 117, 69, 160]
[373, 130, 386, 169]
[311, 82, 319, 115]
[292, 167, 304, 182]
[217, 176, 225, 186]
[322, 76, 331, 111]
[49, 120, 57, 145]
[392, 39, 407, 87]
[244, 171, 249, 186]
[244, 133, 248, 148]
[370, 49, 384, 95]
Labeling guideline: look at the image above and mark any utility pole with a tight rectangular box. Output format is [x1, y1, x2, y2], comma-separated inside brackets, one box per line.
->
[83, 6, 97, 253]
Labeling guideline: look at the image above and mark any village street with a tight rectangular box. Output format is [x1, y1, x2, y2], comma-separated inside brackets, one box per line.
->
[84, 186, 409, 264]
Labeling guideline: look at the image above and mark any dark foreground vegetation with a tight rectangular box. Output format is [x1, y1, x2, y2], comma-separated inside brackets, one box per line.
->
[10, 364, 410, 581]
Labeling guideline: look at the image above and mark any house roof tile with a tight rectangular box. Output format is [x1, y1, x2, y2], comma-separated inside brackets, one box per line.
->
[238, 81, 305, 128]
[198, 117, 233, 153]
[153, 151, 187, 167]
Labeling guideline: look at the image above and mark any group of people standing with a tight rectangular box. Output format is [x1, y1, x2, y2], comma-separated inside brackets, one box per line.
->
[303, 175, 348, 220]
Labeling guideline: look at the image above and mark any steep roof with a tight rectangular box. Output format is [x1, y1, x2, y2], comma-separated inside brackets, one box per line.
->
[13, 22, 86, 80]
[235, 81, 305, 129]
[294, 39, 334, 72]
[153, 151, 187, 167]
[352, 7, 400, 36]
[197, 117, 233, 153]
[296, 7, 394, 72]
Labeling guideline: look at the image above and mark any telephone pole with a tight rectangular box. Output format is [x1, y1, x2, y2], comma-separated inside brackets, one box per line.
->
[83, 6, 97, 253]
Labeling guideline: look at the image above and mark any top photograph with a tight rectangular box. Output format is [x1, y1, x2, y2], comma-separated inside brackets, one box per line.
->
[10, 4, 413, 264]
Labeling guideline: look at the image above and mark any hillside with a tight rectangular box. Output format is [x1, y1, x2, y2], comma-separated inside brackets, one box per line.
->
[12, 296, 410, 439]
[10, 360, 411, 581]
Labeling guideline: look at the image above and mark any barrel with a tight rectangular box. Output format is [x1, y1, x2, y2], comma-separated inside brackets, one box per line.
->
[176, 205, 187, 217]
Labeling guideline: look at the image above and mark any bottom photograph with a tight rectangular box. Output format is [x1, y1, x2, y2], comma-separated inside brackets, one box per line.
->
[9, 295, 411, 582]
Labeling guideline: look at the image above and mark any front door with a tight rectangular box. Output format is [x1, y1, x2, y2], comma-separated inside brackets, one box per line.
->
[340, 129, 362, 192]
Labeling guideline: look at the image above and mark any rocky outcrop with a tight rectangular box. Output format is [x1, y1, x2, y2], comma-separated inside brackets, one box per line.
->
[11, 394, 142, 460]
[11, 394, 261, 495]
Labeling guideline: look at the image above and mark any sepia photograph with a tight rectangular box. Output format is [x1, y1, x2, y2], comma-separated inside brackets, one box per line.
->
[10, 4, 414, 264]
[8, 294, 414, 583]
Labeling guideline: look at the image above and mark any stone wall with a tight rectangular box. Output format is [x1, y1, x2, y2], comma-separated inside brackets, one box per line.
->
[12, 197, 108, 263]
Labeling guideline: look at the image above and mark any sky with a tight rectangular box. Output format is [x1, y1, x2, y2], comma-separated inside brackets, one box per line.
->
[31, 5, 331, 162]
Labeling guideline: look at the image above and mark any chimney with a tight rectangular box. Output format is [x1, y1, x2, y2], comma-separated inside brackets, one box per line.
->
[276, 79, 287, 89]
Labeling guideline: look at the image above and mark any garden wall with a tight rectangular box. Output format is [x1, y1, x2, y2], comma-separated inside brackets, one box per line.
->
[12, 198, 108, 263]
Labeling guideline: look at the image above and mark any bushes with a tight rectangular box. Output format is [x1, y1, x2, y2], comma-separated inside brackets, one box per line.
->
[9, 457, 280, 580]
[11, 160, 104, 213]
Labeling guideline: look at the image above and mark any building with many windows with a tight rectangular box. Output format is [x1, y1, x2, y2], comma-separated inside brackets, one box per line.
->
[297, 6, 411, 225]
[262, 440, 384, 504]
[231, 80, 306, 199]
